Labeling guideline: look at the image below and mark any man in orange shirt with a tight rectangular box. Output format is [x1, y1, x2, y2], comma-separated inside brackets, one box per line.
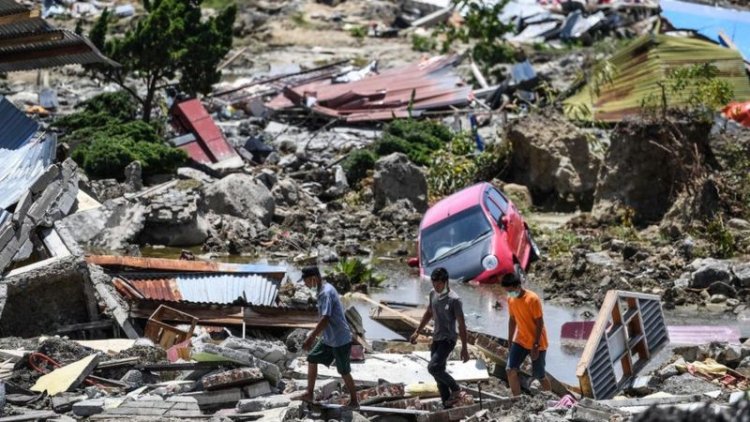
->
[501, 272, 550, 396]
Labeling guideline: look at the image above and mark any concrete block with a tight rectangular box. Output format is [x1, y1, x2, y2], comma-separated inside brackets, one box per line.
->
[243, 381, 272, 399]
[0, 221, 15, 249]
[106, 406, 167, 416]
[52, 394, 86, 413]
[12, 190, 32, 225]
[730, 391, 748, 404]
[165, 410, 205, 418]
[182, 388, 242, 409]
[12, 238, 32, 262]
[30, 165, 60, 194]
[203, 367, 264, 390]
[166, 395, 200, 404]
[72, 399, 104, 417]
[236, 395, 290, 413]
[192, 343, 281, 385]
[27, 181, 61, 224]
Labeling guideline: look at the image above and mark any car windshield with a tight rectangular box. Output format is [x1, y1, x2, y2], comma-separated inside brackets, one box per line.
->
[420, 205, 492, 264]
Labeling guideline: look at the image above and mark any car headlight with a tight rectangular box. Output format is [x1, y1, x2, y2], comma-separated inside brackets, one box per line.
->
[482, 254, 498, 271]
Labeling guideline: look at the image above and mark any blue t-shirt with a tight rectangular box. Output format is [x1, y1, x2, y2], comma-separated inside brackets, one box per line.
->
[317, 283, 352, 347]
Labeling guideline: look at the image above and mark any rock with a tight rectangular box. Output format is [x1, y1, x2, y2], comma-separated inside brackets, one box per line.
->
[140, 187, 208, 246]
[177, 167, 213, 184]
[673, 277, 689, 289]
[660, 373, 718, 395]
[710, 294, 727, 303]
[727, 218, 750, 231]
[585, 252, 615, 267]
[220, 337, 289, 368]
[255, 169, 278, 190]
[690, 259, 732, 289]
[272, 179, 302, 208]
[57, 198, 146, 252]
[191, 343, 281, 386]
[506, 112, 600, 209]
[594, 119, 712, 223]
[733, 263, 750, 288]
[236, 395, 290, 413]
[204, 174, 275, 227]
[378, 199, 421, 225]
[372, 153, 428, 213]
[707, 282, 737, 298]
[284, 329, 309, 353]
[501, 183, 532, 210]
[711, 342, 743, 366]
[673, 346, 705, 363]
[243, 381, 272, 399]
[72, 399, 104, 417]
[120, 369, 144, 389]
[123, 161, 143, 192]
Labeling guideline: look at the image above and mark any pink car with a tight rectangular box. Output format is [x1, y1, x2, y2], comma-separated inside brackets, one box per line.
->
[409, 182, 539, 284]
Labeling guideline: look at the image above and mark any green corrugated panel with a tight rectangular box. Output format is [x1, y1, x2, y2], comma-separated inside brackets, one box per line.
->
[564, 34, 750, 122]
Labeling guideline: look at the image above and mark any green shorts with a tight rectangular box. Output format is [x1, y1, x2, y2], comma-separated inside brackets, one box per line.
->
[307, 340, 352, 375]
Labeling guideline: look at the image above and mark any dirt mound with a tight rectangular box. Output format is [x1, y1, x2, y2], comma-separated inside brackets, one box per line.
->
[593, 117, 715, 225]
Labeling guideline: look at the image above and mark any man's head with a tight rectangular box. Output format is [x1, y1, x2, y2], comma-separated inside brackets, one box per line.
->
[431, 267, 449, 294]
[501, 272, 523, 298]
[301, 266, 322, 289]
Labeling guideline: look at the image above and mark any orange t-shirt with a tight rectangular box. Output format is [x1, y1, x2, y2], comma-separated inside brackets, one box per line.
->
[508, 289, 548, 351]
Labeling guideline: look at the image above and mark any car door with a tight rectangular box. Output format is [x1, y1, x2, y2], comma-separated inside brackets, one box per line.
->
[488, 188, 522, 258]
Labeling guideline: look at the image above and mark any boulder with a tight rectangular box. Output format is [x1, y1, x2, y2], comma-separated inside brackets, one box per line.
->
[204, 174, 274, 227]
[372, 153, 428, 213]
[733, 263, 750, 288]
[177, 167, 214, 184]
[506, 112, 600, 208]
[501, 183, 533, 210]
[690, 259, 733, 289]
[707, 282, 737, 299]
[140, 188, 208, 246]
[220, 337, 289, 368]
[272, 179, 301, 208]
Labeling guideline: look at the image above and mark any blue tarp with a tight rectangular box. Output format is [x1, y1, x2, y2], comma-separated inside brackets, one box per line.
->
[661, 0, 750, 61]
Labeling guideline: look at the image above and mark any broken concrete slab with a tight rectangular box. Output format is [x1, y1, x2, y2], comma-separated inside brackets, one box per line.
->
[31, 354, 99, 396]
[29, 165, 60, 194]
[12, 191, 32, 226]
[243, 380, 272, 398]
[192, 343, 281, 385]
[72, 399, 105, 417]
[202, 367, 264, 390]
[182, 388, 243, 409]
[236, 395, 290, 413]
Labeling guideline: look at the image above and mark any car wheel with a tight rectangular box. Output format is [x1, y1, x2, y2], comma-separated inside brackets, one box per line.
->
[514, 262, 527, 285]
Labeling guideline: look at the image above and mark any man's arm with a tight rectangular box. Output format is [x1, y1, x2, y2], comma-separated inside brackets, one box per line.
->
[303, 316, 330, 350]
[531, 316, 544, 360]
[508, 315, 516, 344]
[409, 307, 433, 343]
[456, 309, 469, 362]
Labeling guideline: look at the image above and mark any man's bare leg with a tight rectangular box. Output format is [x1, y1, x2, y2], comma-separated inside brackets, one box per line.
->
[507, 368, 521, 397]
[302, 362, 318, 402]
[342, 373, 359, 407]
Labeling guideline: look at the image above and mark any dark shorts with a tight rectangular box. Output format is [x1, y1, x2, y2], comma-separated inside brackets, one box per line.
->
[307, 340, 352, 375]
[506, 342, 547, 380]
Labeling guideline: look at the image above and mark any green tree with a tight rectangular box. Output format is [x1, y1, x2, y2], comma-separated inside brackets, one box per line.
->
[87, 0, 236, 122]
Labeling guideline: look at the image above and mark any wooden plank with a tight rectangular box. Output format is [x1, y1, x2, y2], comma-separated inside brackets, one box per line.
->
[0, 9, 39, 26]
[31, 354, 99, 396]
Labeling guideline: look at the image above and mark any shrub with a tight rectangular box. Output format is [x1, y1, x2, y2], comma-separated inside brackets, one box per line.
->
[326, 257, 385, 294]
[52, 111, 120, 132]
[412, 34, 436, 52]
[342, 149, 377, 187]
[72, 136, 186, 180]
[374, 119, 453, 166]
[80, 91, 139, 121]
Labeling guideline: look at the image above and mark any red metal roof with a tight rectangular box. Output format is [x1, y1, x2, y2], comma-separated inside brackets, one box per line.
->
[420, 182, 487, 229]
[267, 55, 472, 122]
[171, 99, 239, 164]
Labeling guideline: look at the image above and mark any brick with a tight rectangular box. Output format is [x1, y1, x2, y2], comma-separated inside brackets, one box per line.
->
[243, 381, 272, 399]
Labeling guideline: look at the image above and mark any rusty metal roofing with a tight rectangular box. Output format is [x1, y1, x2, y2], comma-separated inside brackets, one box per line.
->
[115, 273, 280, 306]
[87, 255, 286, 281]
[267, 55, 472, 122]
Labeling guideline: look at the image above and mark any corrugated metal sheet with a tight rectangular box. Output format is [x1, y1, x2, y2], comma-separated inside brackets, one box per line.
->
[0, 96, 39, 149]
[0, 0, 27, 16]
[0, 97, 56, 210]
[120, 273, 279, 306]
[267, 55, 472, 122]
[0, 29, 118, 73]
[171, 99, 239, 164]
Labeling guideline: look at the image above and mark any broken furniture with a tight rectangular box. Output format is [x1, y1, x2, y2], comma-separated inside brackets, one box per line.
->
[576, 290, 669, 399]
[170, 99, 241, 167]
[144, 305, 198, 349]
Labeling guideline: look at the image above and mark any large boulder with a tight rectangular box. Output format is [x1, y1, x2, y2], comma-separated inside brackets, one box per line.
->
[506, 112, 601, 209]
[593, 118, 714, 224]
[372, 153, 428, 213]
[139, 187, 208, 246]
[204, 174, 275, 227]
[57, 198, 146, 252]
[689, 258, 733, 289]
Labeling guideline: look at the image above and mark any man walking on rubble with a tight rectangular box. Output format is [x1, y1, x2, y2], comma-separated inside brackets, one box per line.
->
[501, 272, 551, 396]
[300, 266, 359, 408]
[410, 267, 470, 409]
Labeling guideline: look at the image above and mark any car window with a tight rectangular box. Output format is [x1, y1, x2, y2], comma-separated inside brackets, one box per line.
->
[489, 189, 509, 213]
[420, 206, 492, 264]
[485, 196, 503, 222]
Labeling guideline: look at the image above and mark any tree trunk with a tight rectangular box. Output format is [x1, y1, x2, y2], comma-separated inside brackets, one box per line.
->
[142, 87, 155, 123]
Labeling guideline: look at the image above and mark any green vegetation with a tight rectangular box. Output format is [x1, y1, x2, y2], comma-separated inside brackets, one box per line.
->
[411, 34, 437, 52]
[326, 257, 385, 293]
[374, 119, 454, 166]
[56, 91, 186, 180]
[642, 64, 734, 121]
[702, 216, 737, 259]
[437, 0, 515, 82]
[342, 149, 377, 187]
[86, 0, 236, 122]
[348, 25, 367, 40]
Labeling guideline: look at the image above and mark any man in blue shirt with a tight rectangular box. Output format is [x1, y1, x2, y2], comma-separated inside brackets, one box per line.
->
[300, 266, 358, 407]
